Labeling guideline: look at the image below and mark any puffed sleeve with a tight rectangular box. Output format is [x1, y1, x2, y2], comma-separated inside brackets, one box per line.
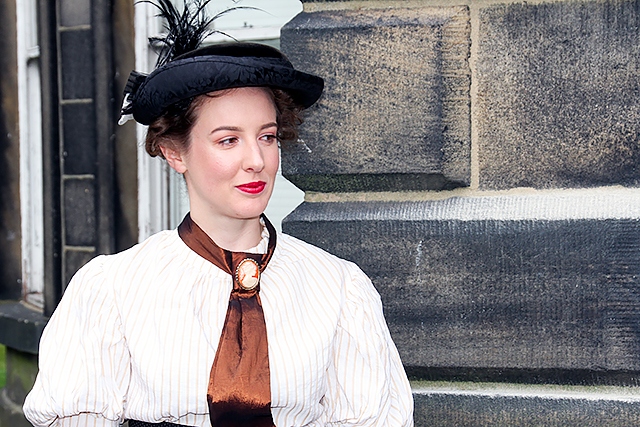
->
[324, 263, 414, 426]
[23, 256, 130, 427]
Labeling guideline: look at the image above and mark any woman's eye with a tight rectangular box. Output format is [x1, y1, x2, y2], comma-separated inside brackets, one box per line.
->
[261, 134, 278, 143]
[219, 137, 238, 146]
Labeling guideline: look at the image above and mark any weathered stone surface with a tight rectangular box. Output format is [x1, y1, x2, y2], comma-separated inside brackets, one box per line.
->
[0, 0, 23, 301]
[281, 7, 471, 192]
[283, 191, 640, 374]
[59, 0, 91, 27]
[413, 385, 640, 427]
[62, 101, 97, 175]
[0, 302, 47, 354]
[60, 29, 94, 100]
[63, 178, 96, 247]
[64, 249, 96, 288]
[477, 1, 640, 190]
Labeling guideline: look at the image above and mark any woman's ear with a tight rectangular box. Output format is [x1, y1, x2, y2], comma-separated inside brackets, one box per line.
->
[160, 145, 187, 174]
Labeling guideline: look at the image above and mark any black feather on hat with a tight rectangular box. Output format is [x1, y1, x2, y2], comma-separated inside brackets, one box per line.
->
[119, 0, 324, 126]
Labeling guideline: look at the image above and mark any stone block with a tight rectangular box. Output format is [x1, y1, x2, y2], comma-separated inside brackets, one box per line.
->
[60, 0, 91, 27]
[60, 29, 94, 100]
[413, 384, 640, 427]
[280, 7, 471, 192]
[64, 248, 96, 287]
[62, 101, 96, 175]
[283, 190, 640, 375]
[477, 1, 640, 190]
[63, 178, 96, 247]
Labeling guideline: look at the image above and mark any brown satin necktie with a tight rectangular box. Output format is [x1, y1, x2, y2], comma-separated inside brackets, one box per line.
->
[178, 214, 276, 427]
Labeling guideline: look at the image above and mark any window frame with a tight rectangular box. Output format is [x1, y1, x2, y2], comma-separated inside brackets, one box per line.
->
[17, 0, 45, 308]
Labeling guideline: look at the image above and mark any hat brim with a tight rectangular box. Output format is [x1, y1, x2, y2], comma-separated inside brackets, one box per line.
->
[131, 54, 324, 125]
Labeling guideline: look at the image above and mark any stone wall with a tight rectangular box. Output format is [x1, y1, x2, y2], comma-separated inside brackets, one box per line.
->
[0, 0, 23, 302]
[281, 0, 640, 425]
[0, 0, 134, 424]
[56, 0, 115, 299]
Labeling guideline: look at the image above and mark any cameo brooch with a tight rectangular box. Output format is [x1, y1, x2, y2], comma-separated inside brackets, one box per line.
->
[236, 258, 260, 290]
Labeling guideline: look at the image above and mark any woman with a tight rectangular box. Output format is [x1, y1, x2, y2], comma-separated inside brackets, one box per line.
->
[23, 5, 413, 427]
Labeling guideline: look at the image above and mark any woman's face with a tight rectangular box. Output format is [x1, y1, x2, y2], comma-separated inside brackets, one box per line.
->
[163, 87, 280, 224]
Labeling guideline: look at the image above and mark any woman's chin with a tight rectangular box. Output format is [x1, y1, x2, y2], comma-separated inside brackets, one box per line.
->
[232, 205, 270, 221]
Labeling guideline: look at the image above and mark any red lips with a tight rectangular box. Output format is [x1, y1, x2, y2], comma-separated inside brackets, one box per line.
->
[236, 181, 266, 194]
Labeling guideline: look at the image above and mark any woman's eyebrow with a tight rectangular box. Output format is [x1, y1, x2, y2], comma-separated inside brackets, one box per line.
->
[210, 126, 242, 134]
[261, 122, 278, 130]
[210, 122, 278, 135]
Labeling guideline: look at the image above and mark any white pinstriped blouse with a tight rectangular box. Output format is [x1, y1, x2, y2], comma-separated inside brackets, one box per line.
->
[23, 228, 414, 427]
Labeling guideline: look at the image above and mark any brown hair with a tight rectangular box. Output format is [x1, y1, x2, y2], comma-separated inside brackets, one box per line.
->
[145, 87, 303, 158]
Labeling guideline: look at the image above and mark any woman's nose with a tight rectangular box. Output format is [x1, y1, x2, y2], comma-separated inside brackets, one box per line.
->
[243, 140, 265, 172]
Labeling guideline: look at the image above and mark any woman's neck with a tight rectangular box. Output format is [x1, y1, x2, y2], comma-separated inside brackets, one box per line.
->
[189, 212, 264, 252]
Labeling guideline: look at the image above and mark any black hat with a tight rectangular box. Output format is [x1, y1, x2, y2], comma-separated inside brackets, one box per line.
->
[119, 0, 324, 126]
[120, 42, 324, 126]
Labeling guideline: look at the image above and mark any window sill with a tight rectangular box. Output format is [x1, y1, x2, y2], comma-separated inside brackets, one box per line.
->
[0, 302, 48, 354]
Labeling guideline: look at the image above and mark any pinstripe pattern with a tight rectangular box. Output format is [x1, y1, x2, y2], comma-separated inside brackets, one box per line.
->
[24, 230, 414, 427]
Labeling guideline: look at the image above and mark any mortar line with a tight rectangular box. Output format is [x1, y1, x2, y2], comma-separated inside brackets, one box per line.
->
[412, 386, 640, 402]
[304, 0, 575, 12]
[304, 185, 640, 203]
[469, 4, 481, 190]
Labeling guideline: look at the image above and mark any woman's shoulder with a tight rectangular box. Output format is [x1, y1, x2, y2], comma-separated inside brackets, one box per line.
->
[106, 229, 181, 260]
[63, 229, 197, 306]
[73, 229, 184, 281]
[125, 228, 181, 251]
